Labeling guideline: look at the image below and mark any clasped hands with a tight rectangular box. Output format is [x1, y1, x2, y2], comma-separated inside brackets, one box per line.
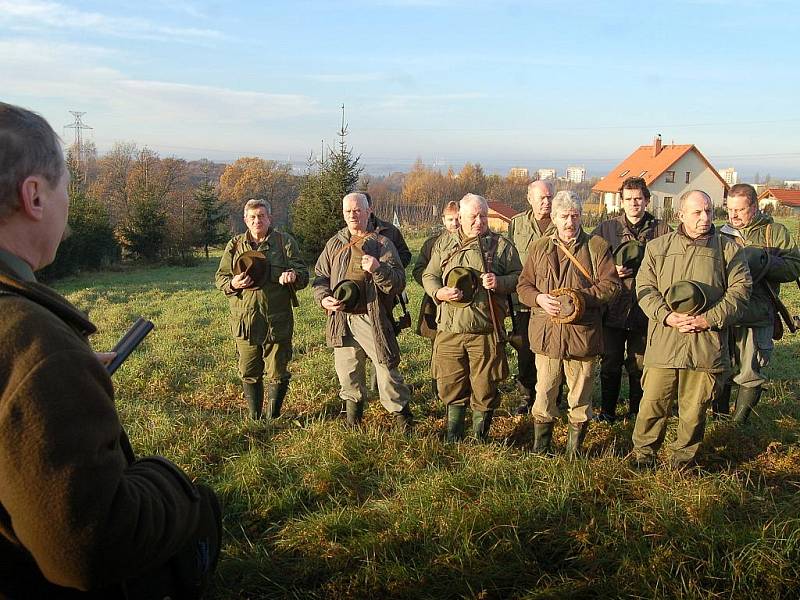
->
[666, 312, 710, 333]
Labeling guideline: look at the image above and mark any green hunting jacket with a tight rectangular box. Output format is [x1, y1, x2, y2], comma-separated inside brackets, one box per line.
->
[313, 228, 406, 368]
[422, 229, 522, 335]
[0, 252, 207, 598]
[635, 226, 752, 372]
[215, 228, 309, 344]
[719, 212, 800, 328]
[508, 209, 556, 310]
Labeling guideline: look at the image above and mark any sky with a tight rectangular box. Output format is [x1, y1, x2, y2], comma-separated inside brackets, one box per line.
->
[2, 0, 799, 179]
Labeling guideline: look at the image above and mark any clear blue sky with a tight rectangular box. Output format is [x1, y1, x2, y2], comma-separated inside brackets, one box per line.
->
[2, 0, 798, 178]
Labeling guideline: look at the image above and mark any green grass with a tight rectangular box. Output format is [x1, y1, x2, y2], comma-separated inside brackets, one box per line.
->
[52, 234, 800, 599]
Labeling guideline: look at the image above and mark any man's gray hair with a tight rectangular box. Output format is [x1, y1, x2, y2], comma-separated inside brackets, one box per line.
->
[460, 193, 488, 212]
[551, 190, 582, 214]
[343, 192, 369, 210]
[678, 189, 712, 212]
[0, 102, 65, 220]
[243, 198, 271, 215]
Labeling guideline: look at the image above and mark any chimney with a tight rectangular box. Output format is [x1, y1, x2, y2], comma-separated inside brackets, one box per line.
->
[653, 134, 662, 157]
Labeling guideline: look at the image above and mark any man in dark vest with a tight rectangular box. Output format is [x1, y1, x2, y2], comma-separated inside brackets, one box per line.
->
[0, 103, 221, 597]
[592, 177, 671, 423]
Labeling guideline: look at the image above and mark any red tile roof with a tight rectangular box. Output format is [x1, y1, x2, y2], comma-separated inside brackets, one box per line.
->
[759, 188, 800, 207]
[592, 143, 728, 194]
[487, 201, 517, 221]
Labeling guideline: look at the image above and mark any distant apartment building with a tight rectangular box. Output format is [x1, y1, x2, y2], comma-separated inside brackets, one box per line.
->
[718, 167, 738, 186]
[508, 167, 529, 179]
[565, 166, 586, 183]
[784, 180, 800, 189]
[537, 168, 557, 180]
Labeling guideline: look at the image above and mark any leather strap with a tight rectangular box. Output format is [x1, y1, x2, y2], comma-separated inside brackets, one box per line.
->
[553, 238, 593, 281]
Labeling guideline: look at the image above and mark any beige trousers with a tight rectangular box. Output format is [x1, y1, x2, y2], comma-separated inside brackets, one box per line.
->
[532, 354, 595, 424]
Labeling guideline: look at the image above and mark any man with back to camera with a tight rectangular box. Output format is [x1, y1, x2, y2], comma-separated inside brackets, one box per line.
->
[592, 177, 671, 423]
[0, 102, 221, 597]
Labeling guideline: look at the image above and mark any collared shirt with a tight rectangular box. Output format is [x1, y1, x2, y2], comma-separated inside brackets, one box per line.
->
[0, 248, 36, 282]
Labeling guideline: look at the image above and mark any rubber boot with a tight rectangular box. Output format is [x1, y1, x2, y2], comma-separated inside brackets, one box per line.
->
[446, 405, 467, 442]
[472, 410, 494, 442]
[266, 379, 289, 419]
[733, 386, 762, 424]
[598, 371, 622, 422]
[533, 421, 555, 455]
[711, 382, 731, 419]
[514, 381, 534, 416]
[394, 404, 414, 434]
[346, 400, 364, 426]
[628, 372, 643, 418]
[243, 381, 264, 420]
[566, 421, 589, 460]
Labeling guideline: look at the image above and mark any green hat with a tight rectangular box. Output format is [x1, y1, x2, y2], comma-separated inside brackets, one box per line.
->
[233, 250, 268, 289]
[332, 279, 362, 313]
[444, 266, 481, 308]
[664, 280, 721, 316]
[741, 246, 770, 284]
[614, 240, 645, 270]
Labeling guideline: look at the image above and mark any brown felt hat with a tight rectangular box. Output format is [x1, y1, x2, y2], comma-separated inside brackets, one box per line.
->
[550, 287, 584, 324]
[233, 251, 268, 289]
[332, 279, 362, 313]
[444, 266, 481, 308]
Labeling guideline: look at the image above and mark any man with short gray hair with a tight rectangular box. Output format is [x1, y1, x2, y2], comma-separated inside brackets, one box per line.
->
[632, 190, 751, 468]
[517, 190, 620, 457]
[423, 193, 522, 442]
[216, 197, 309, 420]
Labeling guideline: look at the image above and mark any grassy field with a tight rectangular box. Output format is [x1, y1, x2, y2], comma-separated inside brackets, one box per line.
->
[53, 234, 800, 599]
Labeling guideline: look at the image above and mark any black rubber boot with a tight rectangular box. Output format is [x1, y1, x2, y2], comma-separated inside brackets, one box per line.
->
[599, 371, 622, 422]
[566, 421, 589, 460]
[733, 386, 762, 424]
[472, 410, 494, 442]
[394, 404, 414, 434]
[533, 421, 555, 455]
[711, 382, 732, 418]
[266, 379, 289, 419]
[346, 400, 364, 426]
[446, 405, 467, 442]
[628, 372, 643, 417]
[243, 381, 264, 420]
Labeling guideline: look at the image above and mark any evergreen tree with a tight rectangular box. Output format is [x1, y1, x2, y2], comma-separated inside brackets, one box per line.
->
[291, 109, 363, 257]
[194, 179, 228, 259]
[118, 195, 168, 262]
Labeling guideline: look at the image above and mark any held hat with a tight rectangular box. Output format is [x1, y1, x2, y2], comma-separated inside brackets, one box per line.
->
[233, 251, 269, 289]
[444, 266, 481, 308]
[331, 279, 362, 313]
[741, 246, 770, 284]
[614, 240, 645, 270]
[550, 287, 585, 324]
[664, 280, 721, 316]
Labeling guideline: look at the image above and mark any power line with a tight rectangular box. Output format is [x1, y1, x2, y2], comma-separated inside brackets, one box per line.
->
[64, 111, 93, 156]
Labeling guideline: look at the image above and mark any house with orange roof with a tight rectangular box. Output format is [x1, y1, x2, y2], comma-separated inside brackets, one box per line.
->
[758, 187, 800, 213]
[487, 200, 517, 232]
[592, 135, 729, 217]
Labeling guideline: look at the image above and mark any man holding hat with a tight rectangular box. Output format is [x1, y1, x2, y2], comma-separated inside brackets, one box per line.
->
[507, 179, 557, 415]
[592, 177, 670, 423]
[423, 193, 522, 442]
[517, 190, 620, 457]
[717, 183, 800, 422]
[631, 190, 751, 468]
[0, 102, 221, 597]
[313, 192, 413, 429]
[216, 198, 309, 420]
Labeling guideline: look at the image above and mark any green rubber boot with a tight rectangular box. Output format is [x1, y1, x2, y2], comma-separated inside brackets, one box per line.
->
[346, 400, 364, 426]
[446, 405, 467, 442]
[266, 379, 289, 419]
[243, 381, 264, 420]
[533, 421, 554, 455]
[472, 410, 494, 442]
[565, 421, 589, 460]
[733, 386, 762, 424]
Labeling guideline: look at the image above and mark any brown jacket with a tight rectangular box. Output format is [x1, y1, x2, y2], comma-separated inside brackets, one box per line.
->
[0, 256, 208, 598]
[516, 230, 620, 359]
[592, 212, 671, 331]
[313, 228, 406, 368]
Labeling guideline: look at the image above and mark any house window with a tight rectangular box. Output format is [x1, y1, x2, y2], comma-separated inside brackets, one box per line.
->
[665, 171, 675, 183]
[685, 171, 691, 183]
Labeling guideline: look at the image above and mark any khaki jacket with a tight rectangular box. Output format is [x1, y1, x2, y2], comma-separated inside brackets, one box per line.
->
[635, 227, 752, 372]
[592, 212, 671, 331]
[719, 212, 800, 328]
[517, 230, 620, 359]
[0, 256, 205, 597]
[422, 230, 522, 335]
[313, 228, 406, 368]
[508, 210, 556, 310]
[215, 228, 309, 343]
